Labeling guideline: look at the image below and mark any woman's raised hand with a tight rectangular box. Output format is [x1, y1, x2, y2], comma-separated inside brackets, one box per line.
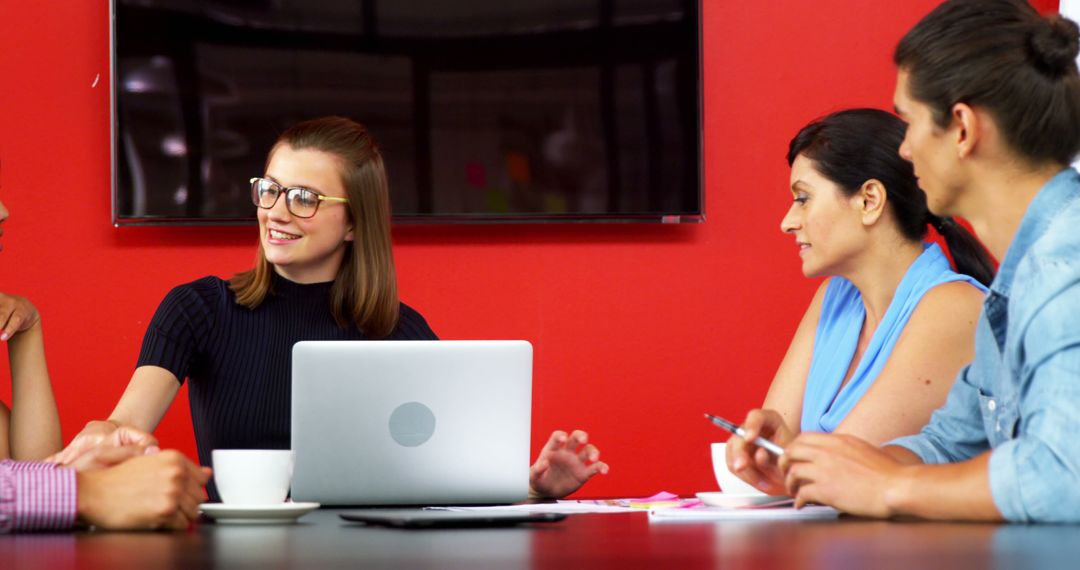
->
[726, 409, 795, 495]
[529, 430, 609, 499]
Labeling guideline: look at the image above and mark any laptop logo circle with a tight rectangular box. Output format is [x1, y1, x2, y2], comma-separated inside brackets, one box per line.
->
[389, 402, 436, 447]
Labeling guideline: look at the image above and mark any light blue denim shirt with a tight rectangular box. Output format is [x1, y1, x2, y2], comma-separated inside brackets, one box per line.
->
[890, 168, 1080, 523]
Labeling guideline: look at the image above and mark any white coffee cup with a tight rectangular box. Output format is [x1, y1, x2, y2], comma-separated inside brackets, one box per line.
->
[711, 442, 767, 495]
[212, 449, 295, 505]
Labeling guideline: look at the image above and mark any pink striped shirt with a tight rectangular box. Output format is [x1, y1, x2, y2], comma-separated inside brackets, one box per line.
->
[0, 459, 77, 533]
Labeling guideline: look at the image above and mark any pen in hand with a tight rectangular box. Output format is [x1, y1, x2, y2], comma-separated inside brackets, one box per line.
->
[704, 413, 786, 457]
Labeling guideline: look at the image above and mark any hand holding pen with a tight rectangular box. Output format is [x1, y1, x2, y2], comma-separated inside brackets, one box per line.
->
[707, 409, 794, 496]
[705, 414, 785, 456]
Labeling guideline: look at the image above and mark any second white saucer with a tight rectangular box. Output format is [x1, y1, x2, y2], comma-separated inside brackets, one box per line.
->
[695, 492, 791, 509]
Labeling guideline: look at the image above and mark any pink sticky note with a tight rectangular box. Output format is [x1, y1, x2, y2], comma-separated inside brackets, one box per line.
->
[629, 491, 679, 504]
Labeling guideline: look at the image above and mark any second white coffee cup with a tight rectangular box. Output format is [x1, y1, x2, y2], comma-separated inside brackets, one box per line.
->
[212, 449, 295, 505]
[711, 442, 767, 495]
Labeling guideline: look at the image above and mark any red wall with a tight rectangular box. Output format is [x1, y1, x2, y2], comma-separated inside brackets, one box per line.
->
[0, 1, 1058, 498]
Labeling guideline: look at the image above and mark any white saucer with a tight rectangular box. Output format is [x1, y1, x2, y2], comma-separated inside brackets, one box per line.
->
[696, 492, 792, 509]
[199, 502, 321, 524]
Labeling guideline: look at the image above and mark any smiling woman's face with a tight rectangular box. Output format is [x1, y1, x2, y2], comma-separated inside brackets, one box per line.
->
[780, 154, 867, 278]
[257, 144, 354, 283]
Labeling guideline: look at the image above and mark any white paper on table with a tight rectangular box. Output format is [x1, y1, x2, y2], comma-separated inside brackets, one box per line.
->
[647, 505, 839, 522]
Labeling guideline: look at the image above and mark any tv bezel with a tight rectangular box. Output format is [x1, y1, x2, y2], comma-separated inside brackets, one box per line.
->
[109, 0, 704, 226]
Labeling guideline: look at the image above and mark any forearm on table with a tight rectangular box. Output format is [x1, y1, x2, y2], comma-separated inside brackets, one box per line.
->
[7, 323, 62, 459]
[883, 445, 923, 465]
[884, 451, 1002, 521]
[105, 366, 182, 432]
[105, 405, 159, 433]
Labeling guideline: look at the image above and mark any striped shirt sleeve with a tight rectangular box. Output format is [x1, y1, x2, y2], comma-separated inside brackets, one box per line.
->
[0, 460, 78, 533]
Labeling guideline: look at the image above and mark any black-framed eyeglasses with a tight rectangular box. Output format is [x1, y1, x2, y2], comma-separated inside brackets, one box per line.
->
[250, 177, 348, 219]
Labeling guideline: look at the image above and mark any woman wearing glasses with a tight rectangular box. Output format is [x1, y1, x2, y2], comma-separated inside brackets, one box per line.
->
[55, 117, 607, 500]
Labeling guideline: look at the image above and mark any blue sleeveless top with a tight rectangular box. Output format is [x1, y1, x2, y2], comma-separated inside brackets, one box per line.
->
[800, 243, 988, 433]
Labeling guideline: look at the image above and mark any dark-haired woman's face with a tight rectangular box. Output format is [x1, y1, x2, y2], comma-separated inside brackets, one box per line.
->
[781, 155, 867, 278]
[895, 70, 961, 216]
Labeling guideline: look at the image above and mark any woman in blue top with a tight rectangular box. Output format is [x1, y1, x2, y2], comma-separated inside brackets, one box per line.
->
[727, 108, 994, 495]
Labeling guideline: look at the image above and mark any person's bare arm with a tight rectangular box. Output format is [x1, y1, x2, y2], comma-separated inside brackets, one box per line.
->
[108, 366, 182, 430]
[833, 281, 984, 444]
[0, 293, 62, 460]
[8, 322, 63, 459]
[760, 280, 829, 429]
[883, 444, 923, 464]
[782, 433, 1000, 520]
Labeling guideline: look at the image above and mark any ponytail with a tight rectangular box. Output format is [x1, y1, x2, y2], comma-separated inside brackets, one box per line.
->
[926, 214, 995, 287]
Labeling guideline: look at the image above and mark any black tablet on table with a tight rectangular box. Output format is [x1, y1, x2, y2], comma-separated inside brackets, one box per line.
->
[339, 509, 567, 529]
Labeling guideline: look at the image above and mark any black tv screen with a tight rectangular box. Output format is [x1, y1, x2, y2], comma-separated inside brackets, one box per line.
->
[111, 0, 702, 224]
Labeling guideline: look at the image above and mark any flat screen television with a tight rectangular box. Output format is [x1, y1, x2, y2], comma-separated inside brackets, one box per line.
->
[111, 0, 702, 225]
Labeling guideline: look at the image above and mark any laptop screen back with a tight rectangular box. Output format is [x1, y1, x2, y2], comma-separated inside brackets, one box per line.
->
[291, 340, 532, 505]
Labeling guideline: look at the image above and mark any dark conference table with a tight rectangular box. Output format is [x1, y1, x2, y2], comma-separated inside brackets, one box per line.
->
[3, 508, 1079, 569]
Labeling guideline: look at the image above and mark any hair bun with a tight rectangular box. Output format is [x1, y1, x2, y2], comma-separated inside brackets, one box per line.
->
[1030, 15, 1080, 76]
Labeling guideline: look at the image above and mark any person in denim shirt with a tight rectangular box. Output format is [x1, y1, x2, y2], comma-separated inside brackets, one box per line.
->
[730, 0, 1080, 522]
[889, 168, 1080, 522]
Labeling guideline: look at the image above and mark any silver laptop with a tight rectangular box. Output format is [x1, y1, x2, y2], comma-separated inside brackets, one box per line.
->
[290, 340, 532, 505]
